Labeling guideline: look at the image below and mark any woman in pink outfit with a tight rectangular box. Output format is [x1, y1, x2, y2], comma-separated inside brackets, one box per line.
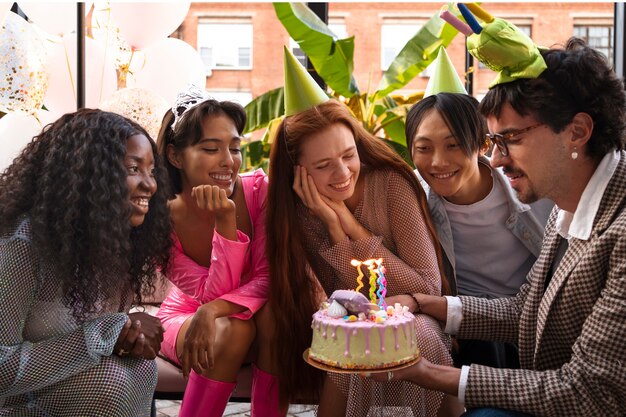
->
[156, 85, 281, 417]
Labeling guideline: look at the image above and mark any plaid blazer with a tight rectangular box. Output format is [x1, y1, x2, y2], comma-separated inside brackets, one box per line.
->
[457, 151, 626, 416]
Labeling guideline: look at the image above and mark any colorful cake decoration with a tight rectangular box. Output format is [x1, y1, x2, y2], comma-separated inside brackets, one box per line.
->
[351, 258, 388, 309]
[309, 288, 417, 369]
[350, 259, 365, 293]
[328, 289, 373, 316]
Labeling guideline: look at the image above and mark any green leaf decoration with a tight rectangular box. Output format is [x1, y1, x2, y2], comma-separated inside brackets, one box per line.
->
[373, 7, 460, 101]
[274, 2, 359, 98]
[243, 87, 284, 134]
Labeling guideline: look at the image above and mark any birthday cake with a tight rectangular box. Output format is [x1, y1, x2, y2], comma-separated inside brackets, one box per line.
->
[309, 290, 419, 370]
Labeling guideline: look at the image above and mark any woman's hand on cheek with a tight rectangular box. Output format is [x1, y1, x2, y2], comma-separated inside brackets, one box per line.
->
[321, 196, 370, 240]
[294, 166, 337, 224]
[294, 166, 347, 243]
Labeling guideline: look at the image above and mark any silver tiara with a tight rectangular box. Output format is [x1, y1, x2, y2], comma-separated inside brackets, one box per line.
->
[171, 84, 214, 131]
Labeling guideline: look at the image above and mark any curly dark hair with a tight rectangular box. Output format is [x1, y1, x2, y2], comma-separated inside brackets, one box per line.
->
[156, 99, 247, 197]
[406, 93, 487, 158]
[0, 109, 172, 320]
[479, 37, 626, 160]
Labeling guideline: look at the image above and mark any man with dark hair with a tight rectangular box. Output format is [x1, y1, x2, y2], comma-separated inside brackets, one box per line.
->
[368, 38, 626, 417]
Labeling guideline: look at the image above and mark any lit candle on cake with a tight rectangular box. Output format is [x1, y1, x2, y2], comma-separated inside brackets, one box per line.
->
[363, 259, 378, 305]
[351, 259, 365, 293]
[375, 258, 387, 309]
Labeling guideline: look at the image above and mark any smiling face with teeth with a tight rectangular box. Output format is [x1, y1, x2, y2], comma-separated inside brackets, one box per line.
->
[171, 113, 242, 196]
[411, 109, 491, 205]
[298, 123, 361, 202]
[125, 134, 157, 227]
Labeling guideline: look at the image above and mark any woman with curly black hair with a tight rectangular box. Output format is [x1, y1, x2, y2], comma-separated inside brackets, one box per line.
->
[0, 109, 172, 416]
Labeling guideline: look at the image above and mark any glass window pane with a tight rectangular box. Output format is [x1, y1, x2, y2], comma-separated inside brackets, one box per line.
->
[197, 22, 253, 69]
[573, 24, 613, 61]
[381, 24, 421, 70]
[328, 23, 347, 39]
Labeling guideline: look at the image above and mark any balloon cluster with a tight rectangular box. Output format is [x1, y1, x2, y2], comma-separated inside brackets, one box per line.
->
[0, 1, 206, 172]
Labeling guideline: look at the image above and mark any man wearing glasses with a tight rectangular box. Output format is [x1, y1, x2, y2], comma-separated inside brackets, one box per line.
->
[368, 37, 626, 416]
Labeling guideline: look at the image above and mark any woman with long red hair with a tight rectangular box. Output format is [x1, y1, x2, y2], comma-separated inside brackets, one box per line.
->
[267, 94, 460, 415]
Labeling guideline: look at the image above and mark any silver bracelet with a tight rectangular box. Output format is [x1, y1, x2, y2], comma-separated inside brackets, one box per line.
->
[406, 293, 421, 314]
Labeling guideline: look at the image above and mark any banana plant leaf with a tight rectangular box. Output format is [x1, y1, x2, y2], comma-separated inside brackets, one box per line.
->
[274, 2, 359, 98]
[241, 140, 268, 172]
[243, 87, 284, 134]
[371, 96, 410, 146]
[373, 8, 460, 101]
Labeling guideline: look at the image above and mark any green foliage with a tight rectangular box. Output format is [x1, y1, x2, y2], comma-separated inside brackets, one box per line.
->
[243, 87, 284, 134]
[274, 2, 359, 98]
[242, 2, 460, 171]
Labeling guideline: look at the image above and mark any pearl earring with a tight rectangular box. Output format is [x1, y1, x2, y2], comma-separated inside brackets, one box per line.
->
[571, 147, 578, 160]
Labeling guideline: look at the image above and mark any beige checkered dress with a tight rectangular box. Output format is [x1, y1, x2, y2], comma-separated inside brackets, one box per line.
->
[301, 168, 452, 417]
[459, 151, 626, 416]
[0, 218, 156, 416]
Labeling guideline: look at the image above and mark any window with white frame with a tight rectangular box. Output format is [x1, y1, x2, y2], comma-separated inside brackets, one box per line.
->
[197, 18, 253, 71]
[573, 23, 613, 62]
[380, 21, 423, 71]
[206, 91, 253, 107]
[290, 18, 348, 67]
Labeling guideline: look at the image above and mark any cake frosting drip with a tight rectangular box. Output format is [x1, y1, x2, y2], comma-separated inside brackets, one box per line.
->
[309, 290, 419, 369]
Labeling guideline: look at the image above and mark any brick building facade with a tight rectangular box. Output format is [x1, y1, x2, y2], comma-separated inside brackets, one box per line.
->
[176, 2, 614, 103]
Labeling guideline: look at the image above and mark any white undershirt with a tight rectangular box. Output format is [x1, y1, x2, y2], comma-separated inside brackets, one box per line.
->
[443, 168, 536, 298]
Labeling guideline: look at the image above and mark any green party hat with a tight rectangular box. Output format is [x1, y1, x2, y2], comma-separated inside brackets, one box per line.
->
[424, 46, 467, 97]
[283, 46, 328, 116]
[466, 17, 547, 87]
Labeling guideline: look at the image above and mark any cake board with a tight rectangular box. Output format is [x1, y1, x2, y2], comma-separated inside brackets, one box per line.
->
[303, 348, 420, 374]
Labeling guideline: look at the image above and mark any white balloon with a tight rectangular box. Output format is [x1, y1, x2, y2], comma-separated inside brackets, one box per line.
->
[110, 2, 190, 50]
[128, 38, 205, 104]
[18, 2, 92, 37]
[91, 2, 145, 76]
[43, 35, 118, 114]
[0, 11, 49, 114]
[0, 113, 43, 173]
[0, 2, 12, 26]
[100, 87, 169, 140]
[35, 109, 63, 128]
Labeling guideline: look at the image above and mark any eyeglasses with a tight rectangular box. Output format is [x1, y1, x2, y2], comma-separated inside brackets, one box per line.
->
[485, 123, 544, 157]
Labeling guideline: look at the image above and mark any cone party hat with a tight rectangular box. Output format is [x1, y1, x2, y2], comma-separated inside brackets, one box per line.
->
[424, 46, 467, 97]
[283, 46, 329, 116]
